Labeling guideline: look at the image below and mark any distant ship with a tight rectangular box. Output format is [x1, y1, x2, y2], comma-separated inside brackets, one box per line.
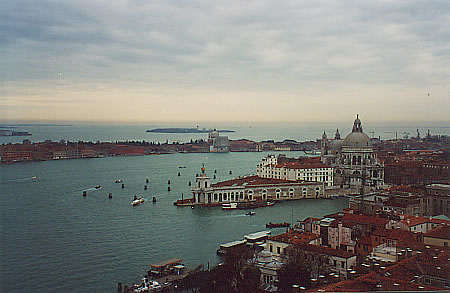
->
[146, 128, 235, 133]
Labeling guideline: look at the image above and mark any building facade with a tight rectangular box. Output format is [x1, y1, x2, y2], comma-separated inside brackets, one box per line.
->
[257, 155, 334, 187]
[208, 129, 230, 152]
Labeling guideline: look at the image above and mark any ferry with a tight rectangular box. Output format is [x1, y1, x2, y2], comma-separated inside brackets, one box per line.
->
[222, 203, 238, 210]
[217, 240, 247, 255]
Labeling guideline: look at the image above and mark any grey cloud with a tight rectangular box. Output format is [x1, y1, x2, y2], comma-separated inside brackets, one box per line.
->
[1, 0, 449, 89]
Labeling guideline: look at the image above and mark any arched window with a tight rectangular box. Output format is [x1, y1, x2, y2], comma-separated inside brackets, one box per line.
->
[240, 192, 244, 200]
[302, 187, 307, 196]
[262, 189, 267, 200]
[224, 193, 228, 201]
[231, 192, 234, 201]
[276, 189, 281, 199]
[248, 190, 253, 200]
[289, 188, 294, 197]
[214, 193, 218, 201]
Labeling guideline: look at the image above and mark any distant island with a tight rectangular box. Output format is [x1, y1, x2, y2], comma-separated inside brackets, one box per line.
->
[146, 128, 235, 133]
[0, 129, 32, 136]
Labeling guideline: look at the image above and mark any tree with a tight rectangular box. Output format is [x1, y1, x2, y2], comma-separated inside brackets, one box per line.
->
[179, 246, 261, 293]
[277, 245, 331, 291]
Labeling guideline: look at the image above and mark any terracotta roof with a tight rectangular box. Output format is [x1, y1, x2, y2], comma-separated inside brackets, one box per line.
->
[314, 271, 442, 292]
[342, 213, 389, 226]
[424, 225, 450, 240]
[274, 161, 331, 169]
[293, 243, 356, 259]
[211, 175, 320, 188]
[270, 231, 318, 245]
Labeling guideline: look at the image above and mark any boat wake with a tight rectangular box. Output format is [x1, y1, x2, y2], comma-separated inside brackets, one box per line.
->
[4, 176, 39, 183]
[208, 214, 248, 219]
[81, 186, 103, 192]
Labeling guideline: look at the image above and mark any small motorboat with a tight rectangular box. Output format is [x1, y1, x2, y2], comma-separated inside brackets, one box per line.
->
[95, 185, 102, 189]
[222, 203, 238, 210]
[246, 211, 255, 216]
[178, 166, 186, 169]
[115, 179, 122, 183]
[132, 197, 145, 206]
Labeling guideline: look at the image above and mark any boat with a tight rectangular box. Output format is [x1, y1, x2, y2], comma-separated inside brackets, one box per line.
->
[246, 211, 256, 216]
[95, 185, 102, 189]
[115, 179, 122, 183]
[132, 197, 145, 206]
[266, 222, 291, 229]
[178, 166, 186, 169]
[237, 201, 275, 210]
[217, 240, 247, 255]
[222, 203, 238, 210]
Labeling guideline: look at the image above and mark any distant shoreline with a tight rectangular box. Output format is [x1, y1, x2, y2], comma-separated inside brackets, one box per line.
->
[146, 128, 235, 133]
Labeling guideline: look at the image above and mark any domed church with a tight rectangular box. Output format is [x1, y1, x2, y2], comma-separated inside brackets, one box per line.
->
[320, 115, 384, 188]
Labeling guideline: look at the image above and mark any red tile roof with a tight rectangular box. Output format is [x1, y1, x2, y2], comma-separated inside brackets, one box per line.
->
[293, 243, 356, 259]
[211, 175, 320, 188]
[270, 231, 319, 245]
[342, 213, 389, 226]
[424, 225, 450, 240]
[274, 161, 331, 169]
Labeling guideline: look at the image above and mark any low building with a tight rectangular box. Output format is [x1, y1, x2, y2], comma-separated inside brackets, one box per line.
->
[189, 167, 324, 205]
[267, 232, 357, 278]
[423, 225, 450, 248]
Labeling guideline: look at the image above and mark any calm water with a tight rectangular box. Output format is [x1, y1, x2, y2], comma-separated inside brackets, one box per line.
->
[1, 122, 449, 144]
[1, 151, 348, 292]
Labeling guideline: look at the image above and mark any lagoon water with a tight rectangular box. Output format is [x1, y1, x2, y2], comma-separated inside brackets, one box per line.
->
[1, 122, 449, 292]
[2, 150, 347, 292]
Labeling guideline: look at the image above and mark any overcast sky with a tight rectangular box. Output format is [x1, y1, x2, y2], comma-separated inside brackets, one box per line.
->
[1, 0, 449, 123]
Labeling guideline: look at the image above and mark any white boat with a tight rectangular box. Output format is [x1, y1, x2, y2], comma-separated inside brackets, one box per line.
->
[132, 197, 145, 206]
[222, 203, 238, 210]
[115, 179, 122, 183]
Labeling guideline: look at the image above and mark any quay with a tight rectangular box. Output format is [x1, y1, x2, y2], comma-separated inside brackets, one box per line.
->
[121, 258, 203, 293]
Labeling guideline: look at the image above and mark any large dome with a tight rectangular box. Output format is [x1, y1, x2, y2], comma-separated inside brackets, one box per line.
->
[343, 115, 372, 148]
[343, 132, 372, 147]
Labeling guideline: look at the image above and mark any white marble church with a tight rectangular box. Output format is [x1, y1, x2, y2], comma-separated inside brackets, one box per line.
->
[320, 115, 384, 188]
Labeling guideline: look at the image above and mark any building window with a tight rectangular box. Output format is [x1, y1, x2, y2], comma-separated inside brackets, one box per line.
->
[289, 188, 294, 197]
[277, 247, 281, 254]
[276, 189, 281, 199]
[214, 193, 217, 201]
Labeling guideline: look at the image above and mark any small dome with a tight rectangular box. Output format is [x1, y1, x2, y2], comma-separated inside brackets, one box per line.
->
[329, 139, 344, 151]
[344, 132, 372, 147]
